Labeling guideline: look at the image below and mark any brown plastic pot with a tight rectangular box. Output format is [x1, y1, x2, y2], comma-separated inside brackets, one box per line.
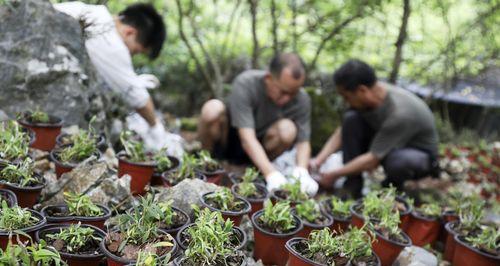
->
[0, 209, 46, 249]
[444, 220, 460, 262]
[396, 196, 412, 231]
[405, 211, 441, 247]
[150, 156, 180, 186]
[18, 115, 63, 151]
[175, 223, 247, 251]
[320, 199, 351, 234]
[293, 210, 333, 239]
[196, 168, 225, 185]
[50, 147, 101, 179]
[117, 153, 156, 195]
[161, 169, 207, 187]
[439, 211, 459, 247]
[251, 210, 303, 266]
[40, 204, 111, 230]
[200, 192, 251, 226]
[0, 188, 17, 207]
[453, 234, 500, 266]
[371, 229, 412, 266]
[0, 173, 46, 208]
[231, 183, 268, 217]
[100, 229, 177, 266]
[35, 224, 106, 266]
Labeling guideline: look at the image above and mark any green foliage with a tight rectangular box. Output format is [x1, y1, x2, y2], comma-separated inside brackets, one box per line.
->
[259, 200, 296, 233]
[0, 201, 39, 230]
[465, 226, 500, 254]
[19, 110, 50, 124]
[0, 121, 30, 161]
[119, 131, 147, 162]
[205, 187, 243, 211]
[0, 239, 64, 266]
[64, 192, 103, 217]
[196, 150, 220, 172]
[306, 228, 342, 259]
[117, 211, 160, 250]
[280, 180, 309, 202]
[177, 153, 198, 179]
[416, 203, 442, 218]
[237, 182, 257, 197]
[59, 129, 97, 163]
[154, 148, 172, 172]
[458, 196, 485, 231]
[241, 167, 259, 183]
[295, 199, 322, 223]
[329, 196, 354, 218]
[134, 251, 169, 266]
[342, 227, 374, 259]
[0, 158, 39, 187]
[132, 194, 178, 228]
[361, 186, 398, 221]
[374, 209, 401, 237]
[46, 224, 102, 253]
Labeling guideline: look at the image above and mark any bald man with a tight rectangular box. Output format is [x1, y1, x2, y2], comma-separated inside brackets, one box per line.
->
[198, 53, 318, 195]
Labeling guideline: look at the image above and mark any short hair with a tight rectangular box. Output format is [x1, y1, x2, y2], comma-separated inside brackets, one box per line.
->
[269, 53, 306, 80]
[333, 59, 377, 91]
[119, 3, 166, 59]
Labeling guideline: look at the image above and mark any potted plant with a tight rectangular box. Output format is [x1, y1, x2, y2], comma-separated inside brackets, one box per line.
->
[129, 194, 190, 237]
[320, 196, 354, 234]
[175, 208, 246, 256]
[100, 209, 177, 266]
[126, 251, 170, 266]
[36, 223, 106, 266]
[117, 131, 157, 195]
[294, 199, 333, 238]
[271, 179, 309, 206]
[251, 200, 303, 266]
[0, 158, 46, 208]
[41, 192, 111, 230]
[50, 128, 101, 178]
[369, 209, 412, 266]
[231, 167, 268, 217]
[350, 187, 411, 230]
[286, 227, 380, 266]
[444, 197, 485, 262]
[0, 121, 32, 164]
[200, 187, 250, 226]
[405, 202, 442, 247]
[0, 201, 46, 249]
[161, 154, 206, 187]
[229, 167, 266, 186]
[194, 150, 225, 185]
[0, 189, 17, 207]
[17, 110, 63, 151]
[56, 117, 106, 152]
[0, 238, 64, 265]
[150, 148, 180, 186]
[173, 208, 247, 265]
[453, 225, 500, 266]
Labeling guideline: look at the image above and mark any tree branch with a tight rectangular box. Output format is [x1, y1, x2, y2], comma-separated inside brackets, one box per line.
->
[270, 0, 279, 55]
[248, 0, 259, 68]
[389, 0, 411, 83]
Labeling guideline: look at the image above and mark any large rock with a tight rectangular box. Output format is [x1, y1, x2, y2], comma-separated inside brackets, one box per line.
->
[0, 0, 119, 129]
[155, 179, 218, 217]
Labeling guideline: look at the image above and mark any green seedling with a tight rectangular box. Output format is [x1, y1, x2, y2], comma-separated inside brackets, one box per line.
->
[306, 228, 342, 260]
[205, 187, 244, 211]
[58, 129, 97, 163]
[342, 226, 374, 260]
[465, 226, 500, 255]
[329, 196, 353, 218]
[0, 121, 30, 161]
[196, 150, 220, 172]
[280, 180, 308, 202]
[134, 251, 169, 266]
[132, 194, 178, 228]
[64, 192, 103, 217]
[0, 158, 39, 187]
[0, 201, 39, 231]
[0, 239, 65, 266]
[46, 224, 102, 253]
[295, 199, 322, 223]
[154, 148, 173, 172]
[120, 131, 147, 162]
[259, 200, 296, 233]
[237, 181, 257, 197]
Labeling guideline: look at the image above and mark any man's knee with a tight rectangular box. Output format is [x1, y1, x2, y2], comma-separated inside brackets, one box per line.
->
[200, 99, 226, 123]
[383, 149, 430, 178]
[275, 118, 297, 146]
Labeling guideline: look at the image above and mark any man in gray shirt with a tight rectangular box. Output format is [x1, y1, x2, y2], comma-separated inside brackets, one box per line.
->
[311, 59, 439, 198]
[198, 53, 318, 195]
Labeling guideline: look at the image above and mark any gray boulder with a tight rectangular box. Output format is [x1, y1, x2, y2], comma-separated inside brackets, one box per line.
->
[0, 0, 119, 129]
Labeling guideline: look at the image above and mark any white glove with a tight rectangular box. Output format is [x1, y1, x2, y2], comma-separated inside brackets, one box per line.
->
[138, 74, 160, 90]
[144, 121, 168, 152]
[266, 171, 288, 192]
[292, 167, 319, 197]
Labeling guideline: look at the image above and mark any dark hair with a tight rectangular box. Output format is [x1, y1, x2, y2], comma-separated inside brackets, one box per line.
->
[119, 3, 166, 59]
[269, 53, 306, 80]
[333, 59, 377, 91]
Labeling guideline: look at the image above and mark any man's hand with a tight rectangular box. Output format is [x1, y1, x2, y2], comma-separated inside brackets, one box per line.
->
[144, 120, 168, 151]
[318, 170, 340, 188]
[292, 167, 318, 196]
[138, 74, 160, 90]
[266, 171, 288, 192]
[308, 157, 322, 171]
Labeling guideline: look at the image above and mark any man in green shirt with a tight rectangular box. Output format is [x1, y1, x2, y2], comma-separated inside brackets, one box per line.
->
[198, 53, 318, 195]
[312, 60, 439, 198]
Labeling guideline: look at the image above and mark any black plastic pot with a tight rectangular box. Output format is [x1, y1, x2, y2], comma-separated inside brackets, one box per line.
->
[35, 224, 106, 266]
[41, 204, 111, 230]
[0, 209, 47, 249]
[0, 166, 46, 208]
[200, 191, 251, 226]
[175, 223, 247, 251]
[0, 188, 17, 207]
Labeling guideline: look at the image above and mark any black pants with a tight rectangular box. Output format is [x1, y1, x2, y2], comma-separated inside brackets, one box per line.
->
[341, 110, 437, 199]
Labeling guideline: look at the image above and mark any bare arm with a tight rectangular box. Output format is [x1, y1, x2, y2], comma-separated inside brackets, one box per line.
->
[296, 141, 311, 168]
[239, 128, 276, 176]
[315, 127, 342, 165]
[319, 152, 380, 187]
[136, 97, 157, 127]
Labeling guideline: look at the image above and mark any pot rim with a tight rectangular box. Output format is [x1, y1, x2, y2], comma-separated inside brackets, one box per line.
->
[228, 172, 266, 186]
[175, 223, 247, 251]
[200, 192, 252, 216]
[374, 228, 412, 247]
[154, 156, 180, 175]
[270, 189, 303, 205]
[126, 205, 190, 233]
[350, 197, 411, 222]
[55, 132, 105, 147]
[40, 204, 112, 222]
[100, 228, 176, 264]
[0, 172, 46, 191]
[319, 198, 352, 222]
[17, 115, 64, 128]
[444, 220, 460, 235]
[50, 146, 102, 168]
[292, 208, 334, 228]
[117, 151, 157, 167]
[411, 210, 440, 222]
[0, 209, 47, 235]
[251, 210, 303, 238]
[230, 183, 269, 203]
[195, 167, 225, 176]
[285, 237, 331, 266]
[0, 188, 18, 206]
[454, 234, 500, 260]
[161, 170, 207, 186]
[35, 223, 106, 259]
